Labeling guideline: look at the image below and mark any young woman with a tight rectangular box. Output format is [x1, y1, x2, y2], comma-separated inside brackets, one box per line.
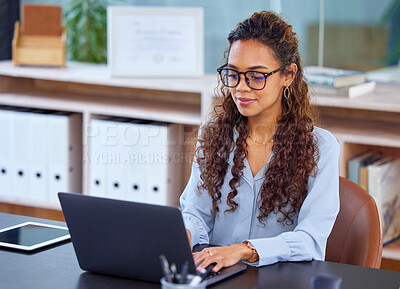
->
[180, 11, 340, 273]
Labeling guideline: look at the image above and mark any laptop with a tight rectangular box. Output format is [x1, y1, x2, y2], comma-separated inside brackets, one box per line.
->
[58, 192, 247, 285]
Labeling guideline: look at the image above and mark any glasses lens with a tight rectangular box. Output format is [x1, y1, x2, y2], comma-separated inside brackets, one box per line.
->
[246, 72, 266, 90]
[220, 69, 239, 87]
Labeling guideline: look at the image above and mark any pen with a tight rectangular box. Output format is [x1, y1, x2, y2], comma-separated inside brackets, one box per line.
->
[170, 263, 178, 283]
[178, 261, 189, 284]
[159, 255, 173, 283]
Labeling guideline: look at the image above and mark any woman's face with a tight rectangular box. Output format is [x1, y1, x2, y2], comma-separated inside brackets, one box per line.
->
[227, 39, 288, 120]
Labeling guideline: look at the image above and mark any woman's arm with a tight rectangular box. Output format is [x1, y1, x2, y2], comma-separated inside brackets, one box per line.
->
[180, 151, 216, 247]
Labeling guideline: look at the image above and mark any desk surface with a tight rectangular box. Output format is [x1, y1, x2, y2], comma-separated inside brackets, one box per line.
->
[1, 212, 400, 289]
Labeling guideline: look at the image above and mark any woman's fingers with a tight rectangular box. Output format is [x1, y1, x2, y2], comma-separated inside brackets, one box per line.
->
[192, 249, 210, 267]
[212, 262, 223, 272]
[192, 244, 245, 272]
[195, 248, 216, 269]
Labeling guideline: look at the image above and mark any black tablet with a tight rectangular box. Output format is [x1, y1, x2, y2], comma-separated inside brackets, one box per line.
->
[0, 221, 70, 251]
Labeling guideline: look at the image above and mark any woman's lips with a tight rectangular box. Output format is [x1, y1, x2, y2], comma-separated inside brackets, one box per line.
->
[237, 97, 256, 106]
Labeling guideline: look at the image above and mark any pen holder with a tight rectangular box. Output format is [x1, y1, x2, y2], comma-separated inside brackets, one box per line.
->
[161, 274, 207, 289]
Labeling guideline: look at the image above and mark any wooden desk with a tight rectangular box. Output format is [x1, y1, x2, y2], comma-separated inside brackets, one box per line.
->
[1, 213, 400, 289]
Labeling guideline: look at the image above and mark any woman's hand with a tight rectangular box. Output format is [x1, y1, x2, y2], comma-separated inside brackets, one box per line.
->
[193, 243, 253, 272]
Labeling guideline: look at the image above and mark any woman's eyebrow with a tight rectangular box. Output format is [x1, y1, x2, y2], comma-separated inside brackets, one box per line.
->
[227, 64, 238, 69]
[248, 65, 269, 70]
[226, 64, 269, 70]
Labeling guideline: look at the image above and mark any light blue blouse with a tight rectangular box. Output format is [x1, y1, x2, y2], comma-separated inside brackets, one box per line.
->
[180, 126, 340, 267]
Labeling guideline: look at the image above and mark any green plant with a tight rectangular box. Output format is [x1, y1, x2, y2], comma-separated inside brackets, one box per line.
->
[63, 0, 107, 63]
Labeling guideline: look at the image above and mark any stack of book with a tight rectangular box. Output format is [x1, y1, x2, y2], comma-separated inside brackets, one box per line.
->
[347, 151, 400, 245]
[305, 66, 376, 98]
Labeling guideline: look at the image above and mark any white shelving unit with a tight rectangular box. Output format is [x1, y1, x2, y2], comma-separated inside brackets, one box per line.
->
[1, 60, 400, 262]
[0, 60, 216, 208]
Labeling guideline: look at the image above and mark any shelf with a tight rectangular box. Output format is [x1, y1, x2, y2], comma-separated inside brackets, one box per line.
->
[321, 117, 400, 148]
[0, 60, 217, 94]
[311, 85, 400, 113]
[383, 239, 400, 261]
[0, 90, 202, 125]
[2, 60, 399, 114]
[0, 196, 61, 211]
[2, 60, 400, 116]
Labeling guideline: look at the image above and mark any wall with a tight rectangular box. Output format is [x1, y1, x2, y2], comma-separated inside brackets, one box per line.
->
[20, 0, 393, 72]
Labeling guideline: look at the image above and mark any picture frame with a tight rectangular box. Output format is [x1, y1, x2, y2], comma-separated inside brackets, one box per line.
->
[107, 6, 204, 77]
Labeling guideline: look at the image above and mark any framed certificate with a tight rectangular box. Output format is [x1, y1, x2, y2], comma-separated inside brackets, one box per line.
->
[107, 6, 204, 77]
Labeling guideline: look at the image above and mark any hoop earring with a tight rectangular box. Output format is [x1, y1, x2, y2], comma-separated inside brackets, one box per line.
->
[284, 86, 290, 100]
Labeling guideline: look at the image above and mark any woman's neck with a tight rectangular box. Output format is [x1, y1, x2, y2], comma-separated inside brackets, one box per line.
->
[247, 115, 278, 142]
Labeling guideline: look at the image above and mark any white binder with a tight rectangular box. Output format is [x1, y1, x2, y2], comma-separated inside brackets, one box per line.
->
[106, 119, 126, 200]
[12, 109, 32, 201]
[143, 123, 169, 205]
[90, 118, 138, 201]
[88, 119, 184, 206]
[124, 122, 146, 203]
[88, 118, 107, 198]
[28, 111, 50, 203]
[116, 119, 134, 201]
[0, 109, 15, 199]
[47, 112, 82, 206]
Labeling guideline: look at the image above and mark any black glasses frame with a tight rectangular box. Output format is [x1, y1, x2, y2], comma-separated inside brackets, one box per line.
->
[217, 64, 287, 90]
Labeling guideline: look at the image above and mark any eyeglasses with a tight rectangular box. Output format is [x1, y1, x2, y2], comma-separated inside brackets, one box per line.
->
[217, 64, 287, 90]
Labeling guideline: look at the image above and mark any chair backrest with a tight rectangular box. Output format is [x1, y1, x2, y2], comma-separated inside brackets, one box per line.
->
[325, 177, 382, 268]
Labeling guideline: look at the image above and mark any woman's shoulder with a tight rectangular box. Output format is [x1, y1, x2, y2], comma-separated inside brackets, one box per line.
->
[312, 126, 339, 152]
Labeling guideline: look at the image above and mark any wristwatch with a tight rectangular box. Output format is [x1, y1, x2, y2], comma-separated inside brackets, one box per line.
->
[243, 241, 259, 263]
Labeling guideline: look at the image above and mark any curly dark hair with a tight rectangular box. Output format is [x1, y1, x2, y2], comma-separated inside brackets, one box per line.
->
[196, 11, 320, 225]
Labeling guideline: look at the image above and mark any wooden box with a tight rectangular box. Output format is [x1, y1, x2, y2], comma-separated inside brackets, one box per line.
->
[12, 4, 66, 67]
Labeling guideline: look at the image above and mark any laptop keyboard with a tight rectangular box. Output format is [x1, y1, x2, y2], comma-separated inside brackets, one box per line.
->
[204, 271, 221, 280]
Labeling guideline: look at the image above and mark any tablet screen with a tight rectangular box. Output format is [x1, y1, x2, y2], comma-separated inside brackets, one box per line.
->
[0, 222, 70, 251]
